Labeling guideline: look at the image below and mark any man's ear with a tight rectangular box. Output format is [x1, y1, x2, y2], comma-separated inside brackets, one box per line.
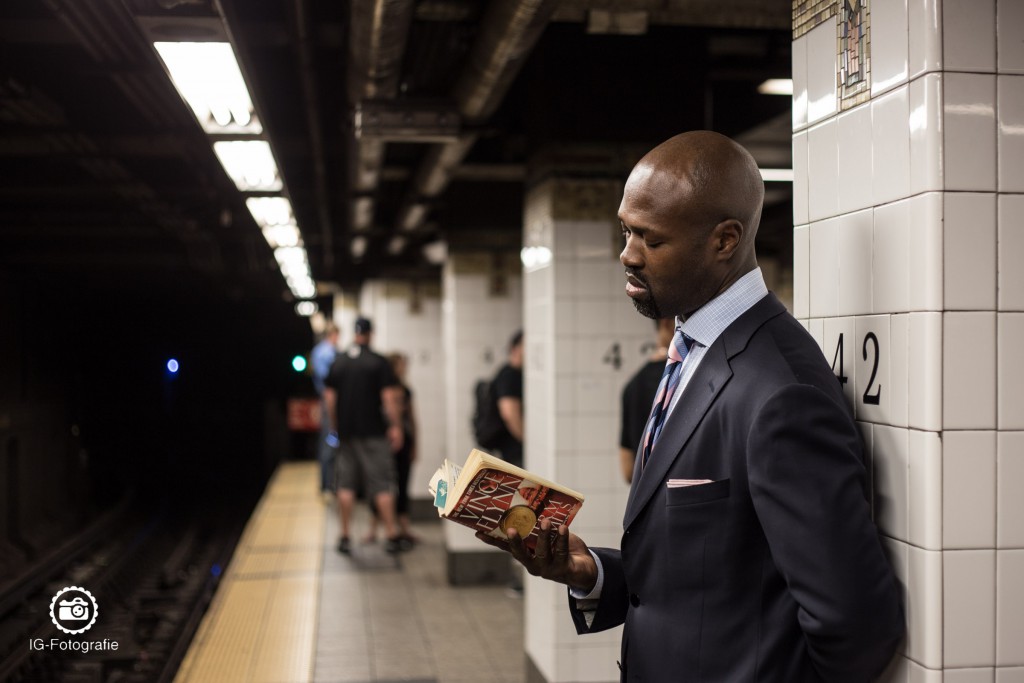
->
[712, 219, 743, 258]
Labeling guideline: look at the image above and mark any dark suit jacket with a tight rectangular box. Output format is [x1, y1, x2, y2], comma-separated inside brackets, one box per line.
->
[569, 294, 904, 682]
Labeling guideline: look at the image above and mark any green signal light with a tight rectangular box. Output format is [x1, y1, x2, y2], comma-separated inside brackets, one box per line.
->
[292, 355, 307, 372]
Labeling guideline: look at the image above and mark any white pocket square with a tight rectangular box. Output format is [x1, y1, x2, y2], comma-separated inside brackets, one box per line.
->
[666, 478, 713, 488]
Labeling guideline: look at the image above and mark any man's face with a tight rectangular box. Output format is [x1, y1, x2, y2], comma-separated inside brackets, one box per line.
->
[618, 162, 718, 320]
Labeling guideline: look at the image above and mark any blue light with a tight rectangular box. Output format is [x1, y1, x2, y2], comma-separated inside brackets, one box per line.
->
[211, 563, 222, 577]
[167, 359, 180, 373]
[291, 355, 307, 372]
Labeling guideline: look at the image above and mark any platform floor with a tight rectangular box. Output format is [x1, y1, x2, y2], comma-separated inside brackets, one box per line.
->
[175, 462, 525, 683]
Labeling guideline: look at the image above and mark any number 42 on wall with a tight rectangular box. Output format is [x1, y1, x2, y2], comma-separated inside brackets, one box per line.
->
[830, 332, 881, 406]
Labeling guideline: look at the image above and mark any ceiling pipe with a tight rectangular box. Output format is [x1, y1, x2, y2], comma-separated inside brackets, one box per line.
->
[295, 0, 334, 272]
[347, 0, 415, 231]
[399, 0, 558, 230]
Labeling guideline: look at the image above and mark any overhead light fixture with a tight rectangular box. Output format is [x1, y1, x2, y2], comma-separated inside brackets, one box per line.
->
[261, 224, 302, 249]
[387, 236, 407, 255]
[422, 240, 448, 265]
[351, 236, 368, 260]
[759, 168, 794, 182]
[153, 42, 262, 135]
[213, 141, 282, 191]
[757, 78, 793, 96]
[352, 197, 373, 231]
[399, 203, 428, 231]
[246, 196, 294, 226]
[295, 301, 318, 317]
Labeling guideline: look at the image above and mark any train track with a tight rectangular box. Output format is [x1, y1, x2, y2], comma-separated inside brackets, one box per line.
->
[0, 494, 250, 683]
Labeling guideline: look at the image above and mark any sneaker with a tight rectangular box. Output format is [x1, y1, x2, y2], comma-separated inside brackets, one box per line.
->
[384, 536, 403, 554]
[336, 537, 351, 555]
[397, 536, 415, 552]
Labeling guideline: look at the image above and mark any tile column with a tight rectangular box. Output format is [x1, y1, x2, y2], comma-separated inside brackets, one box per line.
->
[792, 1, 1024, 679]
[440, 252, 523, 582]
[522, 176, 652, 683]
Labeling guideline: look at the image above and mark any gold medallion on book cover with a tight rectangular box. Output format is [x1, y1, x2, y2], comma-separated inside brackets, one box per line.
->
[500, 505, 537, 539]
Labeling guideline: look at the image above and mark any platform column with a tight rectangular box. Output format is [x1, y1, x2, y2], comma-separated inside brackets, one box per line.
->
[440, 252, 523, 582]
[792, 0, 1024, 678]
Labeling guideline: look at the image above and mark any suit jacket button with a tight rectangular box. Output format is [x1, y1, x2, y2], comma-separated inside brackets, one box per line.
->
[629, 593, 640, 607]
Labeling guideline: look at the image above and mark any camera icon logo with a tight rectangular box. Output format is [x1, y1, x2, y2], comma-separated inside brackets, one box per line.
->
[49, 586, 98, 634]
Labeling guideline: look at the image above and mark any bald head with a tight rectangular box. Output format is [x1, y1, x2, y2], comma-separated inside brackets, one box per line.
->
[635, 130, 764, 251]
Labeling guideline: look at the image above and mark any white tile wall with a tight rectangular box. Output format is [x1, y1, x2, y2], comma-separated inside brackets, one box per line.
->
[944, 73, 998, 191]
[942, 431, 997, 549]
[793, 34, 808, 130]
[907, 192, 944, 312]
[837, 104, 874, 213]
[943, 312, 997, 430]
[809, 218, 841, 317]
[909, 660, 942, 683]
[908, 543, 945, 668]
[909, 312, 943, 431]
[872, 0, 911, 95]
[999, 195, 1024, 311]
[874, 199, 911, 313]
[998, 550, 1024, 666]
[793, 225, 809, 319]
[909, 0, 943, 78]
[807, 17, 838, 124]
[945, 670, 998, 683]
[890, 314, 910, 427]
[808, 121, 839, 221]
[823, 316, 857, 408]
[943, 193, 997, 310]
[873, 425, 910, 542]
[872, 86, 912, 205]
[942, 0, 996, 72]
[839, 210, 874, 316]
[793, 132, 809, 225]
[944, 550, 997, 668]
[998, 75, 1024, 192]
[999, 0, 1024, 73]
[908, 429, 942, 550]
[998, 314, 1024, 430]
[998, 432, 1024, 549]
[909, 74, 944, 194]
[997, 668, 1024, 683]
[855, 315, 890, 423]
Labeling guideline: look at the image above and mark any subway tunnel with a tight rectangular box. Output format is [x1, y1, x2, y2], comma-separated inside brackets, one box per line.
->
[1, 0, 1021, 681]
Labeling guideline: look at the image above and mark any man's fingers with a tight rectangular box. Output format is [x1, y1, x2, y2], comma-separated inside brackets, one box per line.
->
[554, 525, 570, 557]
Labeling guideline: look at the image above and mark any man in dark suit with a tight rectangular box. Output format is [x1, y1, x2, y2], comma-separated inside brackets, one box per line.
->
[478, 131, 904, 681]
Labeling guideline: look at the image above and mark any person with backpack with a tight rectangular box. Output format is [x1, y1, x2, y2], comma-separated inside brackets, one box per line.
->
[480, 330, 523, 468]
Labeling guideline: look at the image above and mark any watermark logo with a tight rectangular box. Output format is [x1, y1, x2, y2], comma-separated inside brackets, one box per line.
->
[49, 586, 98, 635]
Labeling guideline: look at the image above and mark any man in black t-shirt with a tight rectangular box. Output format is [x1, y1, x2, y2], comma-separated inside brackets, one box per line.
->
[323, 317, 405, 554]
[492, 330, 524, 468]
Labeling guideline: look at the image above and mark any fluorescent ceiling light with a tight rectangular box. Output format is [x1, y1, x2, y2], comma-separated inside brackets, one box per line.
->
[295, 301, 318, 316]
[262, 224, 302, 249]
[757, 78, 793, 96]
[246, 196, 294, 227]
[213, 141, 282, 191]
[759, 168, 794, 182]
[387, 236, 407, 255]
[400, 203, 428, 231]
[289, 278, 317, 300]
[351, 236, 368, 260]
[154, 42, 262, 135]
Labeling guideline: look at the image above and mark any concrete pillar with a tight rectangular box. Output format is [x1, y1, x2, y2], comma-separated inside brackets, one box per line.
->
[441, 252, 523, 582]
[792, 0, 1024, 678]
[355, 280, 445, 515]
[522, 177, 652, 682]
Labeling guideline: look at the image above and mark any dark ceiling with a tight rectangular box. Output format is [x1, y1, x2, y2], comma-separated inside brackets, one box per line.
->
[0, 0, 794, 310]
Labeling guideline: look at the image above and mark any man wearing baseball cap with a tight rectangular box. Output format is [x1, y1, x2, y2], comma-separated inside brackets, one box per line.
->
[323, 316, 405, 554]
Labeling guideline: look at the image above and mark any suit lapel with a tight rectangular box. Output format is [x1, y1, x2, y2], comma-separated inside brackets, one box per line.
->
[623, 342, 731, 528]
[621, 292, 788, 530]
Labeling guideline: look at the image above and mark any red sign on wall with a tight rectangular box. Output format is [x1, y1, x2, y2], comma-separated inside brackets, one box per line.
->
[287, 398, 322, 432]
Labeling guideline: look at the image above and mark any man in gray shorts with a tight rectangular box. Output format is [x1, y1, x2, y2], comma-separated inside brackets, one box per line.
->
[323, 317, 405, 554]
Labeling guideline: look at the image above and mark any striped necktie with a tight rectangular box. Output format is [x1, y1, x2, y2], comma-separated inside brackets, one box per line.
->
[640, 328, 693, 468]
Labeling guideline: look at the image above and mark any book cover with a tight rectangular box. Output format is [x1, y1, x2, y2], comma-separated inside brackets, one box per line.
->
[429, 449, 584, 551]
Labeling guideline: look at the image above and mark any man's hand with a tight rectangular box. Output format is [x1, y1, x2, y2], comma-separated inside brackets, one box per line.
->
[387, 424, 404, 452]
[476, 519, 598, 593]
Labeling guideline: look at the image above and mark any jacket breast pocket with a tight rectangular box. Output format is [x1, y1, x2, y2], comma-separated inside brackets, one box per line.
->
[665, 478, 730, 507]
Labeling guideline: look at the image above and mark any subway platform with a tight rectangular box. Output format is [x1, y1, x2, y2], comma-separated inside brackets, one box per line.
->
[172, 461, 525, 683]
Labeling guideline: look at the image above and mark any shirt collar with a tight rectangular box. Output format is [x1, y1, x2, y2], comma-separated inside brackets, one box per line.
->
[678, 268, 769, 348]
